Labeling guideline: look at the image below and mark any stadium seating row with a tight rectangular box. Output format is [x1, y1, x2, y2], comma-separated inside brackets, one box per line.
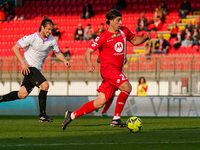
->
[1, 57, 200, 71]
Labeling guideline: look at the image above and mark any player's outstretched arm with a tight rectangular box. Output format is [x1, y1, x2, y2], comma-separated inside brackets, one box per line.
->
[130, 34, 151, 46]
[55, 52, 71, 68]
[12, 44, 31, 75]
[85, 48, 95, 72]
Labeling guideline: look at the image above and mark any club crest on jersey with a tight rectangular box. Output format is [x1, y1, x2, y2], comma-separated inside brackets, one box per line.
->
[112, 33, 121, 38]
[114, 42, 123, 52]
[22, 36, 27, 41]
[94, 37, 100, 42]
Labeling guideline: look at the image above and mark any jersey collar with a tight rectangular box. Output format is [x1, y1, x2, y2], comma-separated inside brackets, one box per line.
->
[37, 31, 49, 43]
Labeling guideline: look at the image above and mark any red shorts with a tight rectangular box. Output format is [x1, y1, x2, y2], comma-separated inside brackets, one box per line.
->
[97, 67, 128, 101]
[97, 81, 116, 102]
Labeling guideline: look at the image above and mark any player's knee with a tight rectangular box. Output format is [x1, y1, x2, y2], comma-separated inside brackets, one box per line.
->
[18, 93, 28, 99]
[40, 81, 49, 91]
[95, 100, 105, 109]
[121, 82, 132, 93]
[127, 83, 132, 93]
[99, 101, 105, 108]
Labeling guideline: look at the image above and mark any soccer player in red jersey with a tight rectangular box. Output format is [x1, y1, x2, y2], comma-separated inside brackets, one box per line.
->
[62, 10, 151, 130]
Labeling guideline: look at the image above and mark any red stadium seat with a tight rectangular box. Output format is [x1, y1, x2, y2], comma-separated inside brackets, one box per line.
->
[59, 0, 65, 6]
[71, 6, 77, 12]
[182, 61, 190, 70]
[138, 4, 144, 9]
[29, 1, 35, 7]
[190, 2, 196, 9]
[95, 5, 101, 12]
[25, 13, 31, 19]
[66, 6, 71, 12]
[169, 2, 177, 9]
[94, 0, 100, 4]
[193, 45, 199, 53]
[35, 1, 41, 7]
[160, 23, 168, 31]
[70, 0, 77, 5]
[175, 61, 181, 70]
[41, 1, 47, 7]
[160, 61, 168, 70]
[186, 45, 192, 52]
[101, 5, 107, 11]
[19, 7, 25, 15]
[42, 6, 48, 14]
[24, 1, 29, 7]
[129, 62, 138, 71]
[196, 2, 200, 8]
[151, 31, 157, 38]
[145, 3, 151, 9]
[168, 62, 174, 70]
[48, 6, 54, 13]
[53, 0, 59, 6]
[31, 7, 36, 14]
[47, 0, 53, 7]
[100, 0, 106, 4]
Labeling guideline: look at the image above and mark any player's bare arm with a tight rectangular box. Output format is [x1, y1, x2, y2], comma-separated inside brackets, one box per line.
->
[130, 34, 151, 46]
[12, 44, 31, 75]
[55, 52, 71, 68]
[85, 48, 95, 72]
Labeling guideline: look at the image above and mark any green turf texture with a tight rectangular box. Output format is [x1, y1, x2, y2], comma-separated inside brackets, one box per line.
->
[0, 116, 199, 150]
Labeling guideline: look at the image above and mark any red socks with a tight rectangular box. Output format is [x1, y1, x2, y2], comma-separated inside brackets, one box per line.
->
[73, 100, 95, 118]
[102, 97, 114, 114]
[114, 91, 130, 117]
[72, 90, 129, 119]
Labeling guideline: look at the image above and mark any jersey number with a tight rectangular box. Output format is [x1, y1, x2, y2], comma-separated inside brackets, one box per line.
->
[120, 74, 126, 81]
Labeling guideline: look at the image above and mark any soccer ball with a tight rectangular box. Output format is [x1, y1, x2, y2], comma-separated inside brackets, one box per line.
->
[126, 117, 143, 133]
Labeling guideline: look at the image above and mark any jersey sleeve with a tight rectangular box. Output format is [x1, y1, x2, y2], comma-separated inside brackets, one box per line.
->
[17, 35, 33, 49]
[88, 35, 104, 51]
[126, 27, 136, 41]
[52, 39, 61, 53]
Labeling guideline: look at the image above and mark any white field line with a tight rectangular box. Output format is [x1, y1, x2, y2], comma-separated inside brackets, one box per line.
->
[0, 141, 200, 147]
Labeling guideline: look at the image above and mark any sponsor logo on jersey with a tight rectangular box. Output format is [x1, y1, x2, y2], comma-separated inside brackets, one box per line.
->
[114, 42, 123, 52]
[94, 37, 100, 42]
[112, 33, 121, 38]
[107, 39, 114, 42]
[91, 42, 98, 47]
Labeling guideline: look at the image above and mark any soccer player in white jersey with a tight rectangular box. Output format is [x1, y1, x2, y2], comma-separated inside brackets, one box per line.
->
[0, 16, 71, 122]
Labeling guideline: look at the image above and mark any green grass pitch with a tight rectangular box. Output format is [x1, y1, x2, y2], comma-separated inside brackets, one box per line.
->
[0, 115, 199, 150]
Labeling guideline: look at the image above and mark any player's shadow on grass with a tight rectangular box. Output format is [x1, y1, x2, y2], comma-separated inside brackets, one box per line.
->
[158, 127, 200, 130]
[73, 122, 109, 127]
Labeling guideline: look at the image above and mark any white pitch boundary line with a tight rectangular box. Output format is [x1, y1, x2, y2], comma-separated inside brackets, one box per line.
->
[0, 141, 200, 147]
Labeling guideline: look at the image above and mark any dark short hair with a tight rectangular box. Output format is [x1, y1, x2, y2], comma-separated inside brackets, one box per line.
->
[101, 23, 104, 25]
[138, 77, 146, 84]
[39, 16, 54, 31]
[87, 24, 91, 26]
[106, 9, 122, 25]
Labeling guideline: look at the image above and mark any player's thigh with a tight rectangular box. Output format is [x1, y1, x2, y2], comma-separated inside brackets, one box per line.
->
[94, 92, 107, 109]
[18, 86, 29, 99]
[29, 67, 48, 89]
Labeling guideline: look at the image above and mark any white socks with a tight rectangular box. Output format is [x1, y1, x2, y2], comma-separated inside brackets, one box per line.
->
[70, 112, 75, 120]
[113, 116, 120, 120]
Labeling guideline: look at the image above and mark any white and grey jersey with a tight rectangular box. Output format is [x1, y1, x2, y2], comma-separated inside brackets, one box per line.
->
[17, 31, 61, 71]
